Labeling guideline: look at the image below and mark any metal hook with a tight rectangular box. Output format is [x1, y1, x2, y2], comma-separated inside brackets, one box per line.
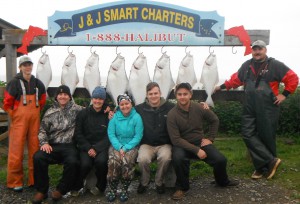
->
[116, 46, 121, 55]
[185, 46, 190, 54]
[90, 46, 96, 54]
[209, 46, 214, 54]
[161, 46, 166, 54]
[41, 47, 46, 54]
[232, 46, 237, 54]
[138, 46, 142, 54]
[67, 46, 73, 54]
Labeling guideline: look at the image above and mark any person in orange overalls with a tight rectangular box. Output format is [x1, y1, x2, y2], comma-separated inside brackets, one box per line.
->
[3, 56, 46, 192]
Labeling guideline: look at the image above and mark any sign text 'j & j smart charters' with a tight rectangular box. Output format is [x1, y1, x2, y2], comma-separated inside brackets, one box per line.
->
[48, 0, 225, 46]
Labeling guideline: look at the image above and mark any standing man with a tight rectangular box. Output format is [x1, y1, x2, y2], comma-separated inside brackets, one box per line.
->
[167, 82, 238, 200]
[32, 85, 83, 203]
[74, 86, 110, 195]
[135, 82, 174, 194]
[215, 40, 299, 179]
[3, 56, 46, 192]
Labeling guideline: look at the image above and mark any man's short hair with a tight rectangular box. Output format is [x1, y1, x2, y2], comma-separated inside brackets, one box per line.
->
[175, 82, 193, 94]
[146, 82, 160, 93]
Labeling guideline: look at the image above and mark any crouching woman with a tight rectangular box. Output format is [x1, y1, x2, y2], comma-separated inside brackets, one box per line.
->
[106, 94, 143, 202]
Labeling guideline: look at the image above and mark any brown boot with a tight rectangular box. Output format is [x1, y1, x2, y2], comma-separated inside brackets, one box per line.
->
[51, 190, 63, 201]
[171, 190, 188, 200]
[32, 192, 48, 204]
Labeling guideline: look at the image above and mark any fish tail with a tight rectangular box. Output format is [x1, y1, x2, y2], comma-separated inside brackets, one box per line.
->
[205, 95, 215, 107]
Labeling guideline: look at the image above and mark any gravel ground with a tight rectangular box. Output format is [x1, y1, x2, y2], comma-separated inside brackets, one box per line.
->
[0, 177, 299, 204]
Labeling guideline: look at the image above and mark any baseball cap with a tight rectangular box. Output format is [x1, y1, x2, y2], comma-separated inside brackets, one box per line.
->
[251, 40, 267, 49]
[19, 56, 33, 66]
[175, 82, 193, 94]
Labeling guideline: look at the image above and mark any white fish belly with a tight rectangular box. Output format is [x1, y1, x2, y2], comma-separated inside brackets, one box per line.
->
[106, 72, 128, 105]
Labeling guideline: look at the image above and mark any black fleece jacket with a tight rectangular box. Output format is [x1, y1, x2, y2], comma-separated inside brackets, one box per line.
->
[135, 98, 175, 146]
[74, 105, 110, 153]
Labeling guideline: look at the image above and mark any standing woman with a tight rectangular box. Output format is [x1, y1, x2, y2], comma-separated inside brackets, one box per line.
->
[3, 56, 46, 192]
[106, 94, 143, 202]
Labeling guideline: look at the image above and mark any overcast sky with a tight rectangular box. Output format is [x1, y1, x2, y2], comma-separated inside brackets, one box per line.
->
[1, 0, 299, 87]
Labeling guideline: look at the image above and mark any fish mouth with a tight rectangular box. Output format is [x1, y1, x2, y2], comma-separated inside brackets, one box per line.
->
[111, 66, 118, 71]
[133, 65, 140, 70]
[156, 65, 163, 69]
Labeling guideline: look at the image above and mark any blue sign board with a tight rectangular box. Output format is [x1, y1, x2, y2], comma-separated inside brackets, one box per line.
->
[48, 0, 225, 45]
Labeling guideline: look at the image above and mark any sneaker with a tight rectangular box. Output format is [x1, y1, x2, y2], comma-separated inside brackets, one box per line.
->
[266, 158, 281, 179]
[32, 192, 48, 204]
[119, 191, 128, 202]
[51, 190, 63, 201]
[156, 184, 165, 194]
[90, 186, 100, 195]
[12, 186, 23, 192]
[171, 190, 187, 200]
[137, 184, 147, 194]
[70, 190, 80, 197]
[251, 170, 263, 179]
[106, 191, 116, 202]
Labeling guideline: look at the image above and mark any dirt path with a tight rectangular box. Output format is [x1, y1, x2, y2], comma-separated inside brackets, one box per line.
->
[0, 177, 299, 204]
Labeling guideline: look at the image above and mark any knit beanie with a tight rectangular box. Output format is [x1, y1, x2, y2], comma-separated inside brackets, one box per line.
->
[55, 85, 72, 100]
[92, 86, 106, 99]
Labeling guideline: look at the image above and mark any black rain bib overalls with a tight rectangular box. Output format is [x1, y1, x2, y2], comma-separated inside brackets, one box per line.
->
[241, 60, 280, 170]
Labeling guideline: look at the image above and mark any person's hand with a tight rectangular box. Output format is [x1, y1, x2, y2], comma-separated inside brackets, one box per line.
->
[104, 106, 111, 113]
[40, 144, 52, 154]
[108, 111, 115, 120]
[214, 86, 221, 93]
[201, 138, 212, 147]
[197, 149, 207, 159]
[88, 148, 97, 158]
[200, 102, 210, 110]
[120, 148, 125, 157]
[274, 94, 286, 105]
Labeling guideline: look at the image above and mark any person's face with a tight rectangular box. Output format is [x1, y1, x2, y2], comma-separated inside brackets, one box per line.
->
[56, 93, 71, 107]
[147, 86, 161, 107]
[176, 88, 192, 107]
[252, 47, 267, 62]
[119, 100, 132, 116]
[92, 98, 104, 111]
[19, 62, 33, 75]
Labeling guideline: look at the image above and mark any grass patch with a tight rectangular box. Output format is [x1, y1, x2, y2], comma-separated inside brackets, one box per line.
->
[0, 136, 299, 195]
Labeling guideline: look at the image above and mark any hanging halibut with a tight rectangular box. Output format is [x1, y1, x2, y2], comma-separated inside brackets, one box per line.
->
[128, 53, 151, 105]
[176, 52, 197, 88]
[200, 53, 219, 107]
[83, 52, 101, 97]
[106, 53, 128, 105]
[36, 53, 52, 91]
[153, 52, 174, 99]
[61, 52, 79, 96]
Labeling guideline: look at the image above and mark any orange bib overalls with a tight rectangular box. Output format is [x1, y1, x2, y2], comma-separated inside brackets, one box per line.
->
[7, 94, 40, 188]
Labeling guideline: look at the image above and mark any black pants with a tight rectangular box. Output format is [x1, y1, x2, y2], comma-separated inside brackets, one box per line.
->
[77, 150, 108, 192]
[172, 144, 229, 191]
[33, 144, 79, 194]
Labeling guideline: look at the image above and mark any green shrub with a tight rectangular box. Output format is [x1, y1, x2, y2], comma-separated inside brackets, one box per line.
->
[277, 89, 300, 135]
[213, 101, 242, 135]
